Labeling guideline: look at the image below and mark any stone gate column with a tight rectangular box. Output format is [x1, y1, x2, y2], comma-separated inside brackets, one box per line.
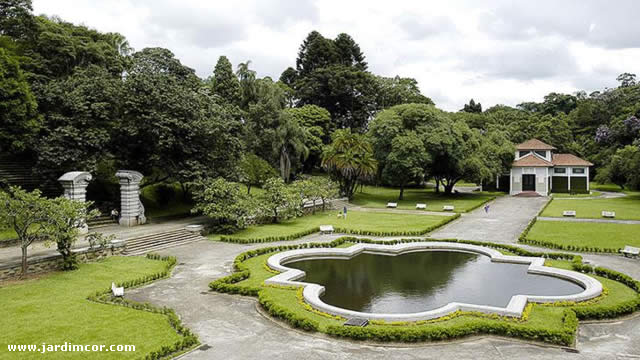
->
[115, 170, 145, 227]
[58, 171, 93, 233]
[58, 171, 92, 202]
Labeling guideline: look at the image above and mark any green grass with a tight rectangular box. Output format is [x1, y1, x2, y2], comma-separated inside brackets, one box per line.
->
[527, 221, 640, 251]
[210, 210, 450, 240]
[0, 257, 182, 359]
[541, 193, 640, 220]
[590, 182, 625, 193]
[224, 248, 637, 342]
[351, 185, 498, 212]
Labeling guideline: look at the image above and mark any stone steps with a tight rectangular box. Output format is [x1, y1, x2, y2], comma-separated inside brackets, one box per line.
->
[123, 229, 204, 256]
[88, 216, 118, 229]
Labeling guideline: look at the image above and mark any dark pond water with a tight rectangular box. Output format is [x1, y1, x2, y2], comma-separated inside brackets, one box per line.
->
[287, 251, 584, 313]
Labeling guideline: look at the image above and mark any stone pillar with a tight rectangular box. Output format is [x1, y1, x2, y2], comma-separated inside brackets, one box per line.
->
[115, 170, 145, 227]
[58, 171, 92, 233]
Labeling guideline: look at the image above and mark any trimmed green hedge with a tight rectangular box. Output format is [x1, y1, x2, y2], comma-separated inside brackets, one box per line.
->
[519, 238, 620, 254]
[326, 308, 577, 345]
[219, 213, 461, 244]
[209, 236, 640, 345]
[88, 254, 199, 359]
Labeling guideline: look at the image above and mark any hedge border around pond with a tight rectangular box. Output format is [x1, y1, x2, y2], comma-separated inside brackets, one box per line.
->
[218, 213, 461, 244]
[87, 253, 200, 360]
[208, 236, 640, 346]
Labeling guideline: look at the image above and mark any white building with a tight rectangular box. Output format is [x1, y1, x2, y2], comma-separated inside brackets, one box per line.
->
[508, 139, 593, 196]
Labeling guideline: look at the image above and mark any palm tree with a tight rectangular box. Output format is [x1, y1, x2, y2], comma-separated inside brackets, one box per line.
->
[273, 114, 309, 182]
[321, 129, 377, 199]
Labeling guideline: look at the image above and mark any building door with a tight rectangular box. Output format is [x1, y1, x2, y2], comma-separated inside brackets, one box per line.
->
[522, 174, 536, 191]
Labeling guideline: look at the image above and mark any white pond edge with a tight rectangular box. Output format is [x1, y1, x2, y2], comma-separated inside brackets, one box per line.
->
[264, 242, 603, 321]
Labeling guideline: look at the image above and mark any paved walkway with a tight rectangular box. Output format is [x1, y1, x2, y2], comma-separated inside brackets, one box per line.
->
[126, 233, 640, 360]
[537, 217, 640, 225]
[0, 216, 207, 265]
[430, 196, 549, 243]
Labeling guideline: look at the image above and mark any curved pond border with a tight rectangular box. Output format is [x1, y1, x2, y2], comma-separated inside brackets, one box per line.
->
[264, 242, 603, 322]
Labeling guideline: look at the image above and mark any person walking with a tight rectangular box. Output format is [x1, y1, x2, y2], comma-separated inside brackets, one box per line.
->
[343, 206, 348, 220]
[484, 204, 490, 214]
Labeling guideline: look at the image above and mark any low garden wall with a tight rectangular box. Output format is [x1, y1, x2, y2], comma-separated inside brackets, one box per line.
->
[0, 241, 125, 281]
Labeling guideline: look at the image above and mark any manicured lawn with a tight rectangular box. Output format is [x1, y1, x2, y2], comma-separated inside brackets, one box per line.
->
[541, 193, 640, 220]
[351, 185, 498, 212]
[218, 244, 638, 344]
[590, 182, 625, 193]
[211, 210, 450, 240]
[527, 221, 640, 251]
[0, 257, 182, 359]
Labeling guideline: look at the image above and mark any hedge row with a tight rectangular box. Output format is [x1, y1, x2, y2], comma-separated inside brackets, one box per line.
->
[87, 253, 199, 360]
[209, 236, 640, 344]
[519, 237, 620, 254]
[219, 214, 461, 244]
[326, 308, 577, 346]
[258, 291, 320, 331]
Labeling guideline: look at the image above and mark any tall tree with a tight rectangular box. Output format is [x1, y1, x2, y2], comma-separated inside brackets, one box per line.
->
[375, 75, 433, 109]
[0, 0, 36, 39]
[284, 104, 332, 170]
[0, 47, 40, 154]
[322, 129, 377, 199]
[382, 132, 430, 200]
[210, 55, 241, 105]
[273, 113, 310, 182]
[461, 99, 482, 113]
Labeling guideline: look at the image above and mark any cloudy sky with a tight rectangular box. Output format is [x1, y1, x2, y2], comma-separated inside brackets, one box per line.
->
[32, 0, 640, 111]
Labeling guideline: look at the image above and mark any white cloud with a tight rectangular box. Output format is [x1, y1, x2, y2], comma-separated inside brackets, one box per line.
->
[32, 0, 640, 111]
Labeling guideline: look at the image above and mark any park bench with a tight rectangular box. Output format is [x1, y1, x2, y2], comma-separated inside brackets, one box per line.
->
[319, 225, 334, 234]
[111, 282, 124, 297]
[602, 211, 616, 218]
[620, 246, 640, 258]
[563, 210, 576, 217]
[386, 202, 398, 208]
[443, 205, 455, 211]
[416, 203, 427, 210]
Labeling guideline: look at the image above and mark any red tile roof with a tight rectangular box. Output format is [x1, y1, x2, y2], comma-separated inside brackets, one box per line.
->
[512, 153, 554, 167]
[515, 139, 557, 150]
[552, 154, 593, 166]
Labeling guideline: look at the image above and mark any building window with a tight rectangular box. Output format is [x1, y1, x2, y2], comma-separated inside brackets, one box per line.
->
[573, 168, 585, 174]
[519, 151, 530, 158]
[534, 150, 547, 158]
[554, 168, 566, 174]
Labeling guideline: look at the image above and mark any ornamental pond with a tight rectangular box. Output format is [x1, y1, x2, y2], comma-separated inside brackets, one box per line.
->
[287, 250, 585, 314]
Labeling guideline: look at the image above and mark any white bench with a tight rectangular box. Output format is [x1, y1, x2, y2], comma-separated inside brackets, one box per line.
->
[443, 205, 455, 211]
[620, 246, 640, 258]
[386, 202, 398, 208]
[319, 225, 334, 234]
[416, 203, 427, 210]
[111, 282, 124, 297]
[563, 210, 576, 217]
[602, 211, 616, 218]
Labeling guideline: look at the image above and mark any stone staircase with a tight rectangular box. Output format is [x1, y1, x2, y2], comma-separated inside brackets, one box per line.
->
[0, 157, 61, 197]
[122, 229, 205, 256]
[88, 215, 118, 230]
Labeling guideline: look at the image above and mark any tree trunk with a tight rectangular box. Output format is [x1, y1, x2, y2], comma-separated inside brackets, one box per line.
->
[21, 245, 28, 276]
[312, 199, 316, 214]
[399, 186, 404, 200]
[247, 184, 252, 194]
[435, 178, 440, 193]
[444, 182, 455, 194]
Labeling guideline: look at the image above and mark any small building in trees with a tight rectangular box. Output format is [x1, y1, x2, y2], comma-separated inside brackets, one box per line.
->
[506, 139, 592, 196]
